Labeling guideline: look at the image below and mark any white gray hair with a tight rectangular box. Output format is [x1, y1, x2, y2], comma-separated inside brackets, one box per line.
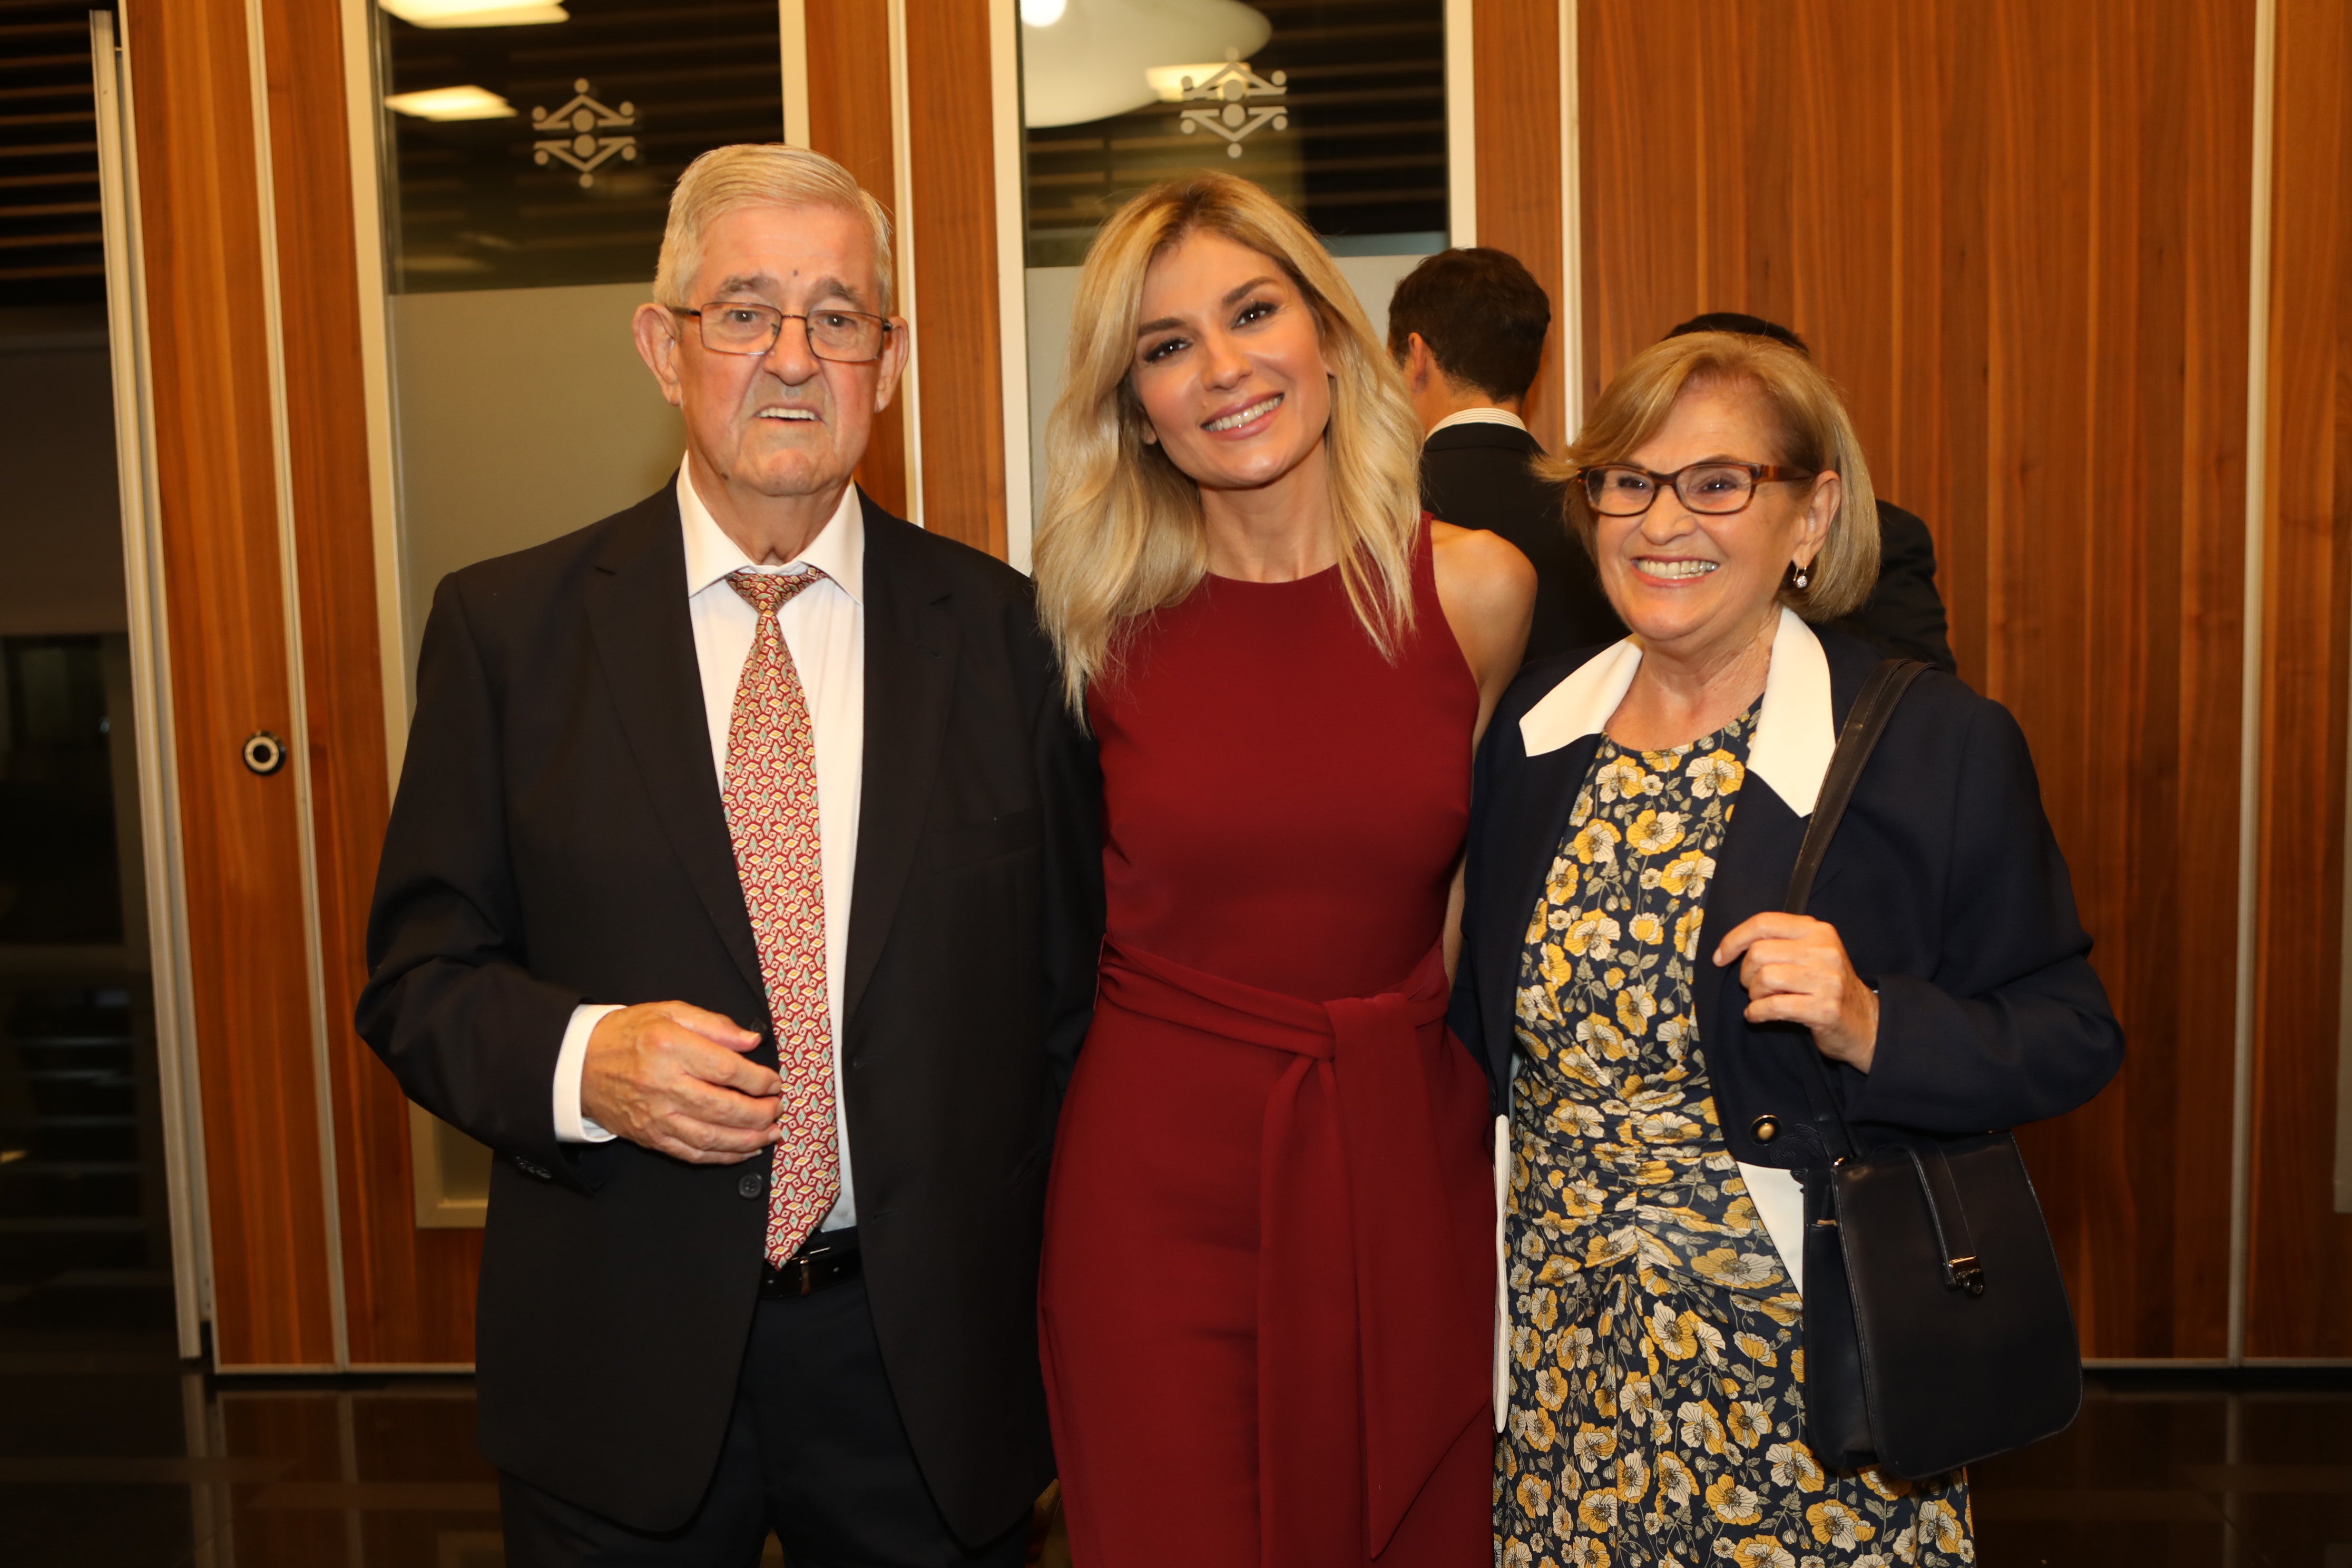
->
[652, 144, 895, 313]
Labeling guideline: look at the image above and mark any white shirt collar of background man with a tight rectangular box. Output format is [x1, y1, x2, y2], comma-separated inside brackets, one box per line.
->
[1425, 405, 1529, 438]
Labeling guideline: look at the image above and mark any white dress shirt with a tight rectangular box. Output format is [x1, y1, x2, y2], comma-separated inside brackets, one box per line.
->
[553, 464, 867, 1231]
[1426, 405, 1529, 438]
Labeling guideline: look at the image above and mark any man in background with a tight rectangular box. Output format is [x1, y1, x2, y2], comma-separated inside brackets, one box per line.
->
[1389, 258, 1958, 673]
[1389, 247, 1620, 663]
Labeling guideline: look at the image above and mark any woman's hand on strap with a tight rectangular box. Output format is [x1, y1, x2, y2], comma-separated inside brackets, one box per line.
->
[1712, 912, 1878, 1072]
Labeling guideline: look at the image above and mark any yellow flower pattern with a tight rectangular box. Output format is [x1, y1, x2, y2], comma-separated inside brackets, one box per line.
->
[1498, 704, 1973, 1567]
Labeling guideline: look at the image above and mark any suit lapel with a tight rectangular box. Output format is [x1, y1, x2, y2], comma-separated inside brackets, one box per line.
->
[583, 489, 764, 998]
[1693, 633, 1873, 1102]
[843, 497, 958, 1030]
[1692, 785, 1802, 1069]
[1793, 638, 1880, 906]
[1480, 737, 1597, 1085]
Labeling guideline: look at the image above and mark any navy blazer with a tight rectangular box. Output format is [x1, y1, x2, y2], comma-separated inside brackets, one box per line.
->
[1448, 613, 2122, 1172]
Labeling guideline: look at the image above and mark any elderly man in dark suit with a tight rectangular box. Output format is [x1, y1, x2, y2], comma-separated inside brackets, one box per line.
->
[358, 144, 1099, 1568]
[1389, 257, 1958, 673]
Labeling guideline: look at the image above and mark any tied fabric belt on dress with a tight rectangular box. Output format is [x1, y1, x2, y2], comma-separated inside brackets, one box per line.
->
[1096, 941, 1492, 1562]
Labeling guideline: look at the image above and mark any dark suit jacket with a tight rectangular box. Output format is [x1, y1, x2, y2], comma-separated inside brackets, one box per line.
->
[1420, 420, 1621, 664]
[1834, 500, 1957, 673]
[1448, 619, 2120, 1170]
[356, 484, 1102, 1543]
[1419, 422, 1960, 674]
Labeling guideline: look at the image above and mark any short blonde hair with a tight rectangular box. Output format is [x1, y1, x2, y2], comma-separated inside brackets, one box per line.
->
[653, 144, 895, 313]
[1544, 331, 1880, 620]
[1033, 174, 1424, 713]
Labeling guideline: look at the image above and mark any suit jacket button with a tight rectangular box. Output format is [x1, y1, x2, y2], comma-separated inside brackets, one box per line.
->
[1750, 1115, 1781, 1144]
[737, 1171, 767, 1200]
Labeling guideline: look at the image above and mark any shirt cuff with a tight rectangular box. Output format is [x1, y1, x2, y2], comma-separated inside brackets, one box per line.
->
[555, 1004, 623, 1143]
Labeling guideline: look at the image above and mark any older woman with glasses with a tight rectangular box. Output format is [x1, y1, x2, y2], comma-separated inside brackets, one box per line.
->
[1451, 332, 2122, 1567]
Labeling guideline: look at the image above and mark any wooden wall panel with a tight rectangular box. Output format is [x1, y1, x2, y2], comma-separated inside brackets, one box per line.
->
[1579, 0, 2255, 1359]
[2248, 0, 2352, 1358]
[807, 0, 910, 522]
[124, 0, 338, 1367]
[256, 0, 478, 1366]
[1472, 0, 1565, 455]
[901, 0, 1007, 558]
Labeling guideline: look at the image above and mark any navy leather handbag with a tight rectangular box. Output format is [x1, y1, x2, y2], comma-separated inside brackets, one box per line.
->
[1785, 659, 2083, 1481]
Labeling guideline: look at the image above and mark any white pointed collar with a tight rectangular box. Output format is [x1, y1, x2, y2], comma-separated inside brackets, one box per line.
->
[1516, 606, 1839, 817]
[677, 462, 865, 605]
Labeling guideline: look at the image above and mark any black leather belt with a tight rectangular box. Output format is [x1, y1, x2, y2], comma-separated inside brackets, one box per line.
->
[759, 1229, 860, 1298]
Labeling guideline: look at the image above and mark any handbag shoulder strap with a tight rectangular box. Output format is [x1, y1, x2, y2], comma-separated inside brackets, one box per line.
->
[1783, 658, 1930, 915]
[1779, 656, 1929, 1161]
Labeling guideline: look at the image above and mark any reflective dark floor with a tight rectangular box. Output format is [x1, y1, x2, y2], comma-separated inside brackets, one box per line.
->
[2, 1332, 2347, 1565]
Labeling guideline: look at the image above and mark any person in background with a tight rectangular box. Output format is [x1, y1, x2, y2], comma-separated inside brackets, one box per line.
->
[358, 144, 1100, 1567]
[1667, 312, 1956, 673]
[1390, 247, 1623, 664]
[1388, 261, 1960, 675]
[1033, 174, 1533, 1567]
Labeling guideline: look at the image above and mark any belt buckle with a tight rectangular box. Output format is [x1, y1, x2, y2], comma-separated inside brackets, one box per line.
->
[762, 1238, 856, 1298]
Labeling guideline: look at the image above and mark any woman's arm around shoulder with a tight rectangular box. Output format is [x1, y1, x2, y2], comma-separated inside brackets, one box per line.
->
[1432, 520, 1537, 744]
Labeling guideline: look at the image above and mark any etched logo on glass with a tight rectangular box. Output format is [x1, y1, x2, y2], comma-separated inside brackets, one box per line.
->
[1177, 50, 1289, 159]
[530, 79, 638, 188]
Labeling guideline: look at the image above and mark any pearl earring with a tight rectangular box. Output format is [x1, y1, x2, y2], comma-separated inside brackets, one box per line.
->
[1792, 563, 1810, 590]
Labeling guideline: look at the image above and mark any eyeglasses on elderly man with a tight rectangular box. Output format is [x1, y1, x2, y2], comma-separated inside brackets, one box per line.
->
[671, 300, 894, 362]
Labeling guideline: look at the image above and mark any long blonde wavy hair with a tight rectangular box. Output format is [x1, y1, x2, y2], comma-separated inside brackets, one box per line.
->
[1032, 175, 1426, 713]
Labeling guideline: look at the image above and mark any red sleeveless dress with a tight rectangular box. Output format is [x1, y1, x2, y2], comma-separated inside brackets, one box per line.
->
[1040, 524, 1495, 1567]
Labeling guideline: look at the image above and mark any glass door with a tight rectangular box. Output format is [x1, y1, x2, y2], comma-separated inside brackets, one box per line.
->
[366, 0, 800, 1221]
[0, 5, 187, 1358]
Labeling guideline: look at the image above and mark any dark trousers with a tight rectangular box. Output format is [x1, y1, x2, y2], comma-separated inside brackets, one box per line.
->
[499, 1275, 1030, 1568]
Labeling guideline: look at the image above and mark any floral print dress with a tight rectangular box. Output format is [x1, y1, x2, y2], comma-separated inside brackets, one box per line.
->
[1497, 701, 1973, 1568]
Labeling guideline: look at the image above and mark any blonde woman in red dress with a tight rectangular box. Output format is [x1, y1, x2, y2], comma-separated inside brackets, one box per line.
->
[1032, 175, 1535, 1567]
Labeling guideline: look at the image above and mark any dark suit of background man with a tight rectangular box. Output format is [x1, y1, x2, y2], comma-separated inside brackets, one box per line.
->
[1388, 257, 1958, 673]
[358, 144, 1100, 1568]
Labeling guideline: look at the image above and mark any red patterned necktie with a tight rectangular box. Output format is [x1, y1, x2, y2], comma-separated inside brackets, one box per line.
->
[720, 567, 838, 1266]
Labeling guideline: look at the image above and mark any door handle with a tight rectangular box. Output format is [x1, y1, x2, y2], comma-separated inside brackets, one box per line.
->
[241, 731, 287, 776]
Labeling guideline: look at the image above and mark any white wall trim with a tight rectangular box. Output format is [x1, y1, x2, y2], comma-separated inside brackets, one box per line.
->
[1557, 0, 1583, 440]
[91, 7, 210, 1362]
[1444, 0, 1475, 248]
[779, 0, 811, 148]
[2340, 642, 2352, 1217]
[989, 0, 1032, 567]
[2229, 0, 2279, 1364]
[886, 0, 925, 527]
[339, 0, 411, 785]
[242, 0, 350, 1370]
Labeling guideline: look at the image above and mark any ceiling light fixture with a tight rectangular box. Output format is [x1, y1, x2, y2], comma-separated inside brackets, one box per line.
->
[1145, 62, 1238, 102]
[1022, 0, 1271, 128]
[385, 85, 519, 121]
[379, 0, 570, 27]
